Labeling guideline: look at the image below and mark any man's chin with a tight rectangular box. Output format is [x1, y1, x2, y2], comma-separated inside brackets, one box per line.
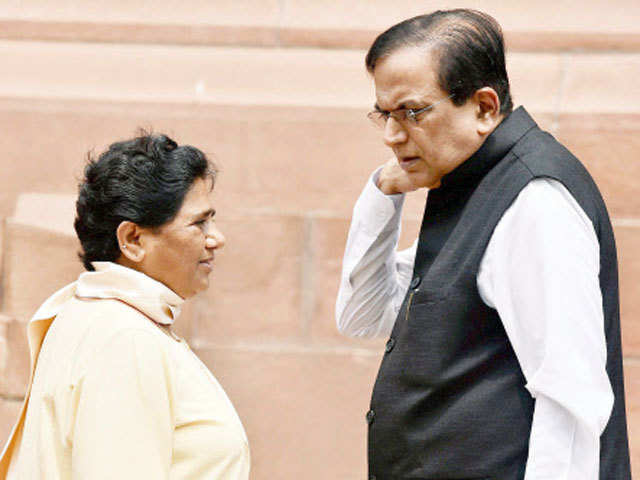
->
[405, 172, 437, 190]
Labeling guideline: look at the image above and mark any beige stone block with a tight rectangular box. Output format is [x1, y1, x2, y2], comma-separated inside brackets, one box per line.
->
[194, 346, 381, 480]
[624, 360, 640, 476]
[562, 54, 640, 115]
[0, 107, 86, 219]
[617, 227, 640, 357]
[0, 0, 281, 26]
[0, 20, 281, 48]
[556, 114, 640, 218]
[241, 109, 388, 215]
[0, 99, 386, 220]
[0, 99, 251, 219]
[3, 220, 83, 321]
[280, 0, 640, 36]
[281, 0, 640, 51]
[0, 42, 371, 108]
[0, 398, 22, 447]
[189, 214, 306, 344]
[0, 316, 30, 398]
[0, 2, 282, 47]
[506, 54, 563, 115]
[279, 27, 375, 49]
[505, 32, 640, 53]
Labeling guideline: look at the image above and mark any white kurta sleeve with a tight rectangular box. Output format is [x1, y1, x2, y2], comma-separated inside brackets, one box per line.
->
[336, 169, 417, 338]
[477, 178, 613, 479]
[71, 330, 174, 480]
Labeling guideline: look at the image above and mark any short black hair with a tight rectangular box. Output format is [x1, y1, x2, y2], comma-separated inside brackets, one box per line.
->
[365, 9, 512, 115]
[74, 132, 216, 271]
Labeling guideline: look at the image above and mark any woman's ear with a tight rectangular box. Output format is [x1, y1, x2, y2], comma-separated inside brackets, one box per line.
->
[116, 221, 145, 263]
[473, 87, 502, 135]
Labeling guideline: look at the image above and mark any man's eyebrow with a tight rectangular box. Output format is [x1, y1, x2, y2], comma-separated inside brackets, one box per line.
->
[374, 103, 412, 112]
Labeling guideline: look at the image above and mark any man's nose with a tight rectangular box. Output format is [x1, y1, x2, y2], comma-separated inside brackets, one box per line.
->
[205, 225, 226, 250]
[383, 117, 408, 147]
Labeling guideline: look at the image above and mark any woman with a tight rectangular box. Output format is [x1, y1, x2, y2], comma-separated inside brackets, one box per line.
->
[0, 133, 249, 479]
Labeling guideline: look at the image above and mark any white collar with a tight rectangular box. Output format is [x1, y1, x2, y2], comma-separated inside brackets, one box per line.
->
[75, 261, 184, 325]
[30, 261, 183, 327]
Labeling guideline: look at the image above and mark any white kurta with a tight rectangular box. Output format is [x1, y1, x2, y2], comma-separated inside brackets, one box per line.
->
[0, 262, 250, 479]
[336, 170, 613, 479]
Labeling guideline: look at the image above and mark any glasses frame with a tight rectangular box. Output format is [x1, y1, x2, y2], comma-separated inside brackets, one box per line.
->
[368, 93, 455, 128]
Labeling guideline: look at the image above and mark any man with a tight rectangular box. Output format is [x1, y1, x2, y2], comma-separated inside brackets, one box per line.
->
[336, 9, 631, 480]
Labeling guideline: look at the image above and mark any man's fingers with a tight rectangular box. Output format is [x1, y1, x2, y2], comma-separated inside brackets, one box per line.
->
[377, 158, 420, 195]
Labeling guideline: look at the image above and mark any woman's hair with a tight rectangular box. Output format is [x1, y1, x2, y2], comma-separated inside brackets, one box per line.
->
[74, 132, 216, 271]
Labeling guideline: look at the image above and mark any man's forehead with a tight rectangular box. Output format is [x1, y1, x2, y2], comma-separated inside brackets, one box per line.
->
[372, 46, 442, 108]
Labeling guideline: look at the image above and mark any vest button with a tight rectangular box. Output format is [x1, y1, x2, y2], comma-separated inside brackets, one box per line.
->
[385, 337, 396, 353]
[366, 409, 375, 425]
[410, 275, 421, 289]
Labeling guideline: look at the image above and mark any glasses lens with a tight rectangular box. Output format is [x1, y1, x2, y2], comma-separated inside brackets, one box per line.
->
[367, 111, 387, 129]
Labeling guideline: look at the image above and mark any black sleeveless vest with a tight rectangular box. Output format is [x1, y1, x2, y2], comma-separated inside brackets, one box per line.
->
[367, 107, 631, 480]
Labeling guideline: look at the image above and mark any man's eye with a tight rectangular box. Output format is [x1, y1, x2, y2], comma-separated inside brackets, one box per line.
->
[403, 109, 419, 121]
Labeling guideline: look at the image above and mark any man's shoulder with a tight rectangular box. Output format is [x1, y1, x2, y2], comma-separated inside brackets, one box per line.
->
[512, 126, 579, 173]
[503, 120, 607, 228]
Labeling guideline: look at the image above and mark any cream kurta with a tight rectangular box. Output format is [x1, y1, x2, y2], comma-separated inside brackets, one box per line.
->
[0, 262, 250, 479]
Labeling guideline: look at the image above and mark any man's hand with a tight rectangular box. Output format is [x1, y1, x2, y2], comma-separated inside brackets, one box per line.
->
[376, 158, 424, 195]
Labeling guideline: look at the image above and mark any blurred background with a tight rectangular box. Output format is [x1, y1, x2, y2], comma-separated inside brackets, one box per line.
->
[0, 1, 639, 478]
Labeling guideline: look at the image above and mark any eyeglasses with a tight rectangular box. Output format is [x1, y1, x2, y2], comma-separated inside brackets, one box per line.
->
[367, 93, 455, 129]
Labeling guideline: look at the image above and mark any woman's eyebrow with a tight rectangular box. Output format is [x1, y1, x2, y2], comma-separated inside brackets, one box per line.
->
[192, 208, 215, 221]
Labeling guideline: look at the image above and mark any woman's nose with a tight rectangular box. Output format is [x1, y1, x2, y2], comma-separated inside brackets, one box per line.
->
[206, 225, 225, 249]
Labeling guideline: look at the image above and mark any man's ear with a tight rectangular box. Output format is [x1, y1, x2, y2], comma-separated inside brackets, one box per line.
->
[116, 221, 146, 263]
[473, 87, 502, 135]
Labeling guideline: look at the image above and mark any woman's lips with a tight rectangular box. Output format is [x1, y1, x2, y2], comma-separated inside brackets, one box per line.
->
[199, 258, 213, 272]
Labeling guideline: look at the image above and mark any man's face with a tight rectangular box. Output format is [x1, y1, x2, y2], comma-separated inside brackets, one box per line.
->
[373, 46, 487, 189]
[140, 177, 225, 299]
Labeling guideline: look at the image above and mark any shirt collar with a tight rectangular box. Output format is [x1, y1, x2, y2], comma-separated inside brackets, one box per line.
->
[439, 106, 538, 192]
[75, 261, 184, 325]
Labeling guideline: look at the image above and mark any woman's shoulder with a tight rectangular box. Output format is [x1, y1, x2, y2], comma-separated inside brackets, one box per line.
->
[57, 295, 168, 337]
[52, 297, 174, 371]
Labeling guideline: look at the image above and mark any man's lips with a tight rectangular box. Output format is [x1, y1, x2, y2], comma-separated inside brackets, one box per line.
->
[398, 156, 421, 171]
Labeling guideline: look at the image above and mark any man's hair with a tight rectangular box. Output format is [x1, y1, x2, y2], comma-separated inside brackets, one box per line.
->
[74, 132, 216, 271]
[365, 9, 513, 115]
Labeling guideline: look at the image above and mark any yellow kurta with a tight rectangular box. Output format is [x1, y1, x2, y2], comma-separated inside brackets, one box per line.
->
[0, 262, 250, 479]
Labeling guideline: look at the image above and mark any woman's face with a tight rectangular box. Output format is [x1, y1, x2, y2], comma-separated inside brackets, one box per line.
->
[139, 177, 225, 298]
